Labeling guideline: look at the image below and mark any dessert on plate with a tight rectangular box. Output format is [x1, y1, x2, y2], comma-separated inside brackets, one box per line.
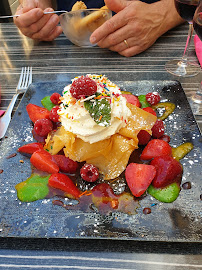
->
[16, 74, 193, 213]
[45, 74, 157, 180]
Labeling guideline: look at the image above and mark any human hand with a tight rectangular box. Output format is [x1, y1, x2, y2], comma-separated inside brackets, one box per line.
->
[14, 0, 62, 41]
[90, 0, 183, 57]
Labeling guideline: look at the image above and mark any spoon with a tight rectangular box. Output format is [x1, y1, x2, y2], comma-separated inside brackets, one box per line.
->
[0, 10, 67, 19]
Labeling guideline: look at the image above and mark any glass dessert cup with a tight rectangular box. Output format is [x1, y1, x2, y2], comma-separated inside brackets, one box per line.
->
[60, 8, 112, 47]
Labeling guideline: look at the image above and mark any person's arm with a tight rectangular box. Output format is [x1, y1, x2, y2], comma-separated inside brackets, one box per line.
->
[14, 0, 62, 41]
[90, 0, 184, 57]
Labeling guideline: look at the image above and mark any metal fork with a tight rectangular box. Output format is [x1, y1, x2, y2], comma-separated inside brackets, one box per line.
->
[0, 67, 32, 139]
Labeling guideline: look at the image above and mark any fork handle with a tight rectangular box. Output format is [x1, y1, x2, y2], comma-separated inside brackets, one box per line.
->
[0, 11, 67, 19]
[4, 93, 19, 118]
[0, 93, 19, 139]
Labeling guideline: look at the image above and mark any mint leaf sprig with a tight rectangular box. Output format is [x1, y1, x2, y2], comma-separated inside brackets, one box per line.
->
[84, 92, 111, 127]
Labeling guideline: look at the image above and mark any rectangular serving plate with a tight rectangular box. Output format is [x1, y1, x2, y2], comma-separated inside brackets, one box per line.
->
[0, 79, 201, 242]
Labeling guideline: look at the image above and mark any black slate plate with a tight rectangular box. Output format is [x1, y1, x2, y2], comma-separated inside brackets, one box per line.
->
[0, 80, 201, 242]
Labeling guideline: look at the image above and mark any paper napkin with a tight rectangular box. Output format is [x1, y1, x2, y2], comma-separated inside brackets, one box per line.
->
[194, 34, 202, 67]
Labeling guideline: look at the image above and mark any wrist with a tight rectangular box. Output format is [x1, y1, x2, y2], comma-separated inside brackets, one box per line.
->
[155, 0, 185, 35]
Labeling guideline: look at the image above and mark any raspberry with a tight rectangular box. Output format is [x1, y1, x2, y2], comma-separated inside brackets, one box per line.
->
[50, 93, 61, 105]
[80, 163, 99, 182]
[70, 76, 97, 99]
[137, 130, 151, 145]
[146, 92, 160, 105]
[143, 107, 157, 116]
[34, 118, 53, 137]
[152, 119, 164, 138]
[32, 129, 46, 143]
[49, 106, 60, 122]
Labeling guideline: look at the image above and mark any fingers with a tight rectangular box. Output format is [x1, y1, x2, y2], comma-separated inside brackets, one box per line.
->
[14, 6, 61, 41]
[96, 24, 132, 48]
[106, 37, 144, 57]
[118, 48, 140, 58]
[14, 8, 44, 29]
[118, 45, 144, 58]
[90, 11, 128, 45]
[104, 0, 129, 13]
[108, 34, 155, 57]
[48, 26, 63, 41]
[109, 40, 148, 58]
[36, 26, 62, 41]
[31, 19, 62, 40]
[90, 0, 132, 44]
[108, 39, 131, 53]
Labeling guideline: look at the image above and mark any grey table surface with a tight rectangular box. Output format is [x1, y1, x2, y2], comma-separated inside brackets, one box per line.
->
[0, 22, 202, 270]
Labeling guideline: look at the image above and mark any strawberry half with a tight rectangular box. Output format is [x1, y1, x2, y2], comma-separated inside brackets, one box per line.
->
[143, 107, 157, 116]
[125, 163, 156, 197]
[122, 94, 141, 107]
[26, 104, 50, 123]
[18, 142, 44, 154]
[48, 173, 81, 199]
[140, 139, 172, 160]
[150, 156, 183, 188]
[30, 149, 59, 174]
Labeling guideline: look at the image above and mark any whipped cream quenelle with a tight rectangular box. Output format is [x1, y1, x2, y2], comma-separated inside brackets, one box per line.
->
[58, 74, 131, 144]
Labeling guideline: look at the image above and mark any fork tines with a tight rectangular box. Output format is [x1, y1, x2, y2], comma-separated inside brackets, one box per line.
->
[18, 67, 32, 90]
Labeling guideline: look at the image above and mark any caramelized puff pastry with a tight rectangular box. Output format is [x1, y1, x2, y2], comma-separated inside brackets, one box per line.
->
[71, 2, 110, 34]
[71, 1, 87, 11]
[44, 104, 156, 180]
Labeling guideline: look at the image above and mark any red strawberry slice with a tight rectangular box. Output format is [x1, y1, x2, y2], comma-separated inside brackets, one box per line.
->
[125, 163, 156, 197]
[122, 94, 141, 107]
[143, 107, 157, 116]
[26, 104, 50, 123]
[48, 173, 80, 198]
[30, 149, 59, 174]
[150, 156, 183, 188]
[18, 142, 44, 154]
[140, 139, 172, 160]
